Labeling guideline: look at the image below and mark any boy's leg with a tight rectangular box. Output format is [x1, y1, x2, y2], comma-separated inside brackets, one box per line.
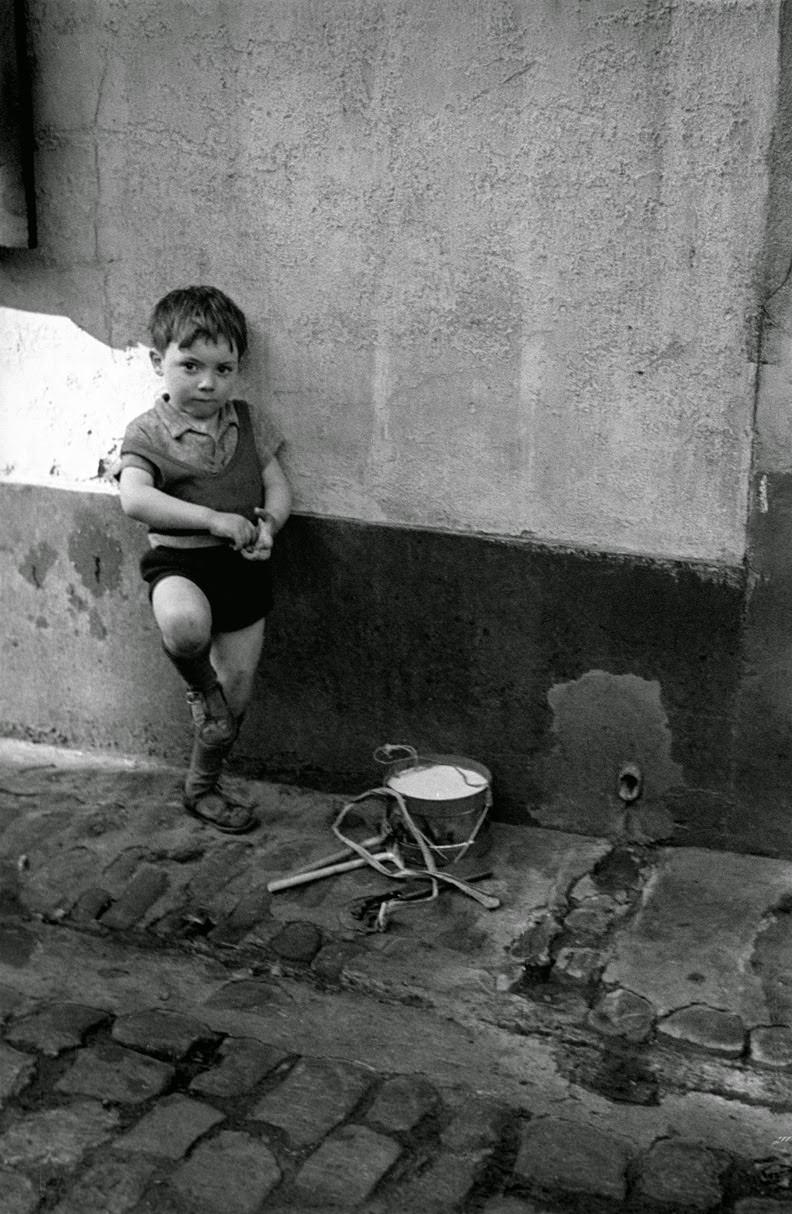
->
[183, 618, 266, 834]
[151, 575, 235, 745]
[210, 618, 267, 718]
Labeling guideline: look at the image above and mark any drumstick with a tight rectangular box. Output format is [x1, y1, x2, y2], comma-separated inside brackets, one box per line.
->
[267, 850, 393, 893]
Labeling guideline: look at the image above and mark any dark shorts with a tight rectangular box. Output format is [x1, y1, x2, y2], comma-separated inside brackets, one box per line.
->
[140, 544, 274, 634]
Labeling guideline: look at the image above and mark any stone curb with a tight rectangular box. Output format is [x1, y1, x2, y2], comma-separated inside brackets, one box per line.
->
[3, 754, 792, 1084]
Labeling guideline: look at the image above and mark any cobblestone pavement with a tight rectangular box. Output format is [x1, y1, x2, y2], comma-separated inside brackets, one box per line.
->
[2, 740, 792, 1211]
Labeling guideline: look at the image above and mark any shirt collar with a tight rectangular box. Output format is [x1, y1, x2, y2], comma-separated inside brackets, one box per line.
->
[155, 394, 239, 439]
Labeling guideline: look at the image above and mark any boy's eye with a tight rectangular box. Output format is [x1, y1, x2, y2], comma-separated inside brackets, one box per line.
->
[218, 365, 235, 375]
[181, 362, 197, 372]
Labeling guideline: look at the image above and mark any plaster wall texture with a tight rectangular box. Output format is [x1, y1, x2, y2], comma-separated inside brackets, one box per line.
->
[0, 0, 779, 564]
[753, 0, 792, 473]
[734, 4, 792, 822]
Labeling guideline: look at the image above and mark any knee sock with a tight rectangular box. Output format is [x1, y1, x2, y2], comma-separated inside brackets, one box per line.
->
[162, 642, 219, 693]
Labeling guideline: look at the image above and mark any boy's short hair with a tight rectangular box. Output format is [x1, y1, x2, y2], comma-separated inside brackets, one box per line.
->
[148, 285, 248, 358]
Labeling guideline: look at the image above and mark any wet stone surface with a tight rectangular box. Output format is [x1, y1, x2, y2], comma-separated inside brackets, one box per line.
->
[635, 1139, 729, 1210]
[167, 1129, 282, 1213]
[658, 1004, 746, 1057]
[751, 1026, 792, 1070]
[111, 1009, 217, 1060]
[5, 1003, 108, 1056]
[5, 746, 792, 1210]
[588, 986, 655, 1042]
[55, 1042, 174, 1103]
[250, 1057, 371, 1147]
[513, 1116, 631, 1201]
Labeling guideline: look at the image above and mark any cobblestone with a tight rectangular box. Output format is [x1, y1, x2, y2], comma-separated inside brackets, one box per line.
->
[111, 1008, 216, 1059]
[388, 1148, 487, 1211]
[588, 986, 655, 1042]
[0, 984, 22, 1022]
[114, 1094, 224, 1158]
[189, 1036, 289, 1098]
[270, 919, 324, 962]
[311, 940, 360, 982]
[0, 924, 38, 968]
[55, 1042, 174, 1103]
[4, 745, 792, 1213]
[750, 1026, 792, 1069]
[0, 1166, 38, 1214]
[0, 1101, 120, 1167]
[5, 1001, 108, 1055]
[210, 882, 272, 942]
[366, 1074, 438, 1132]
[658, 1004, 746, 1057]
[293, 1124, 401, 1206]
[50, 1155, 157, 1214]
[100, 848, 148, 892]
[0, 1042, 35, 1103]
[440, 1095, 506, 1151]
[509, 913, 561, 967]
[184, 841, 252, 905]
[553, 945, 604, 985]
[99, 865, 170, 930]
[203, 977, 281, 1012]
[251, 1057, 371, 1147]
[27, 848, 99, 917]
[69, 886, 112, 923]
[634, 1139, 727, 1209]
[565, 897, 619, 935]
[513, 1117, 630, 1201]
[168, 1129, 281, 1213]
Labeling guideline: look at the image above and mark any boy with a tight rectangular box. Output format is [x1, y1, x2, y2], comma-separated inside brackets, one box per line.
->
[118, 286, 292, 834]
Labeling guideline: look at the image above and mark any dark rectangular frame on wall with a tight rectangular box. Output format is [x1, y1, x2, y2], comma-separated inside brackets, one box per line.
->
[0, 0, 35, 248]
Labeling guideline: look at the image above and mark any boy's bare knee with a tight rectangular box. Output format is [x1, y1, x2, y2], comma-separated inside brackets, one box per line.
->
[160, 616, 211, 656]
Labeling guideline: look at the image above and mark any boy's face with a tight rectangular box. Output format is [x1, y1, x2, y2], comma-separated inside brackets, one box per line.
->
[150, 336, 240, 421]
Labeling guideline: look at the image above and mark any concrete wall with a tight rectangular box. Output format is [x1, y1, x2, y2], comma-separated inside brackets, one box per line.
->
[0, 482, 747, 846]
[1, 0, 789, 851]
[735, 0, 792, 838]
[0, 0, 777, 560]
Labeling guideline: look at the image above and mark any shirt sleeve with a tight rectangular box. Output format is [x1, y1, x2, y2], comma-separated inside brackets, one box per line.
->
[116, 451, 158, 480]
[249, 400, 285, 469]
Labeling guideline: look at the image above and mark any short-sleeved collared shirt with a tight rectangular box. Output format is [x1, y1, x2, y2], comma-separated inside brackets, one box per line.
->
[119, 394, 283, 483]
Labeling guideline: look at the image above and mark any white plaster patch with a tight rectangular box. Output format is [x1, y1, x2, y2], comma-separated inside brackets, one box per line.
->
[0, 308, 154, 485]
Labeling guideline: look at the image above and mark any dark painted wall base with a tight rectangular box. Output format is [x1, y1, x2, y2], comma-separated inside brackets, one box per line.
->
[1, 483, 755, 851]
[251, 515, 746, 840]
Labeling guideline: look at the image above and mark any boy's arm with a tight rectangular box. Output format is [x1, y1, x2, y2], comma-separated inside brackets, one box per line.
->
[242, 456, 293, 561]
[259, 456, 292, 534]
[118, 465, 257, 550]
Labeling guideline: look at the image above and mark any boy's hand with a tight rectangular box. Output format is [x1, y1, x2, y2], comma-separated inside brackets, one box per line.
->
[208, 511, 257, 550]
[241, 509, 275, 561]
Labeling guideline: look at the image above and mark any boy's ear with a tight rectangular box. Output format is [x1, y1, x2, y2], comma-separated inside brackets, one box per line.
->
[149, 349, 163, 375]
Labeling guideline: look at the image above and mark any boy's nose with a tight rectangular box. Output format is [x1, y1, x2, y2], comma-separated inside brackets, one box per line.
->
[198, 373, 216, 391]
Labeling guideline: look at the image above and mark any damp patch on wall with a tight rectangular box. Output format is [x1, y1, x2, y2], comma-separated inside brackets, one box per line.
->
[17, 541, 57, 590]
[67, 515, 123, 597]
[535, 670, 684, 837]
